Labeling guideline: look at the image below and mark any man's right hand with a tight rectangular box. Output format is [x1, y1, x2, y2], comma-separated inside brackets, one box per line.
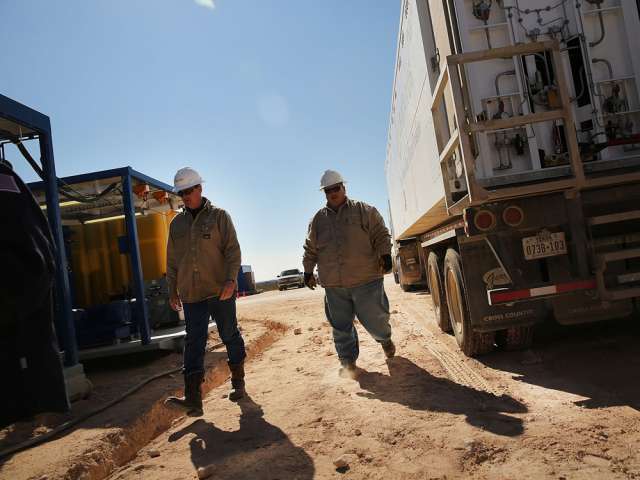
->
[169, 294, 183, 311]
[304, 273, 317, 290]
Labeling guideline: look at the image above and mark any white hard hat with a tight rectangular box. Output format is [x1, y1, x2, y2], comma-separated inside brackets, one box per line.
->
[173, 167, 204, 193]
[319, 169, 346, 190]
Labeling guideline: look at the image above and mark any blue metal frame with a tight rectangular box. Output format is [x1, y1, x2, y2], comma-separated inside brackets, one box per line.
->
[122, 170, 151, 344]
[0, 95, 78, 366]
[2, 94, 176, 360]
[28, 166, 175, 194]
[29, 166, 176, 348]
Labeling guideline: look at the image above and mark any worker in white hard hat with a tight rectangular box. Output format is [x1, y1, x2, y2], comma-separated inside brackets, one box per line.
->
[303, 169, 395, 378]
[164, 167, 247, 416]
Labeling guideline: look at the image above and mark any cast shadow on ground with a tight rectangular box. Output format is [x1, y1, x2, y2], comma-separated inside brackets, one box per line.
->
[0, 350, 226, 469]
[355, 356, 527, 437]
[168, 395, 314, 480]
[481, 318, 640, 411]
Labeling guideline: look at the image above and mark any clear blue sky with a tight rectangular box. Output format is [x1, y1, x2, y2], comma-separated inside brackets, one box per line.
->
[1, 0, 399, 281]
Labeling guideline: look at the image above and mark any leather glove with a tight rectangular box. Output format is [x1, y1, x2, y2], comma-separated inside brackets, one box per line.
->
[304, 272, 317, 290]
[380, 254, 393, 274]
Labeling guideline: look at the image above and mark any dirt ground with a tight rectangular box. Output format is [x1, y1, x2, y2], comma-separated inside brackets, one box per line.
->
[2, 277, 640, 479]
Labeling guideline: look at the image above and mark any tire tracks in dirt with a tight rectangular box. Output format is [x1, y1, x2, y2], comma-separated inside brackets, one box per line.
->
[401, 302, 494, 394]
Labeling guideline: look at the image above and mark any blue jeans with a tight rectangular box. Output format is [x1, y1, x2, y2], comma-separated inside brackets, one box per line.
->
[324, 278, 392, 364]
[182, 296, 246, 375]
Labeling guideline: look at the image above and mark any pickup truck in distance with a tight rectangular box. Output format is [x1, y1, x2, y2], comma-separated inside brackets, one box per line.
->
[277, 269, 305, 291]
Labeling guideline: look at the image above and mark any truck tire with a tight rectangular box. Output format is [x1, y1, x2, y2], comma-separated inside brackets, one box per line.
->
[401, 283, 412, 292]
[443, 249, 494, 356]
[427, 251, 451, 333]
[393, 271, 400, 284]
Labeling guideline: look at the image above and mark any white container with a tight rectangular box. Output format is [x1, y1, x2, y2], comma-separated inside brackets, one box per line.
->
[387, 0, 640, 240]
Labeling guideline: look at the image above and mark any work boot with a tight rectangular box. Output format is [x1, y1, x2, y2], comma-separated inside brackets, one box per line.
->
[339, 360, 358, 379]
[228, 361, 246, 402]
[164, 371, 204, 416]
[381, 339, 396, 359]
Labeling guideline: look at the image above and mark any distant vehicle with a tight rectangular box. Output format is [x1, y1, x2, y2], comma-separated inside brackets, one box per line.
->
[277, 269, 305, 291]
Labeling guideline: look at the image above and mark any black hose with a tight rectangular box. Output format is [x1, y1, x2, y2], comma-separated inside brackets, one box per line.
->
[495, 70, 516, 96]
[0, 366, 181, 460]
[484, 24, 493, 50]
[14, 139, 118, 203]
[590, 10, 606, 47]
[592, 58, 613, 79]
[571, 65, 587, 103]
[0, 340, 227, 459]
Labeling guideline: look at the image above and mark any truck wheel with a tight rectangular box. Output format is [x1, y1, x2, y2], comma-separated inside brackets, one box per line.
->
[443, 249, 494, 356]
[393, 272, 400, 284]
[497, 326, 534, 351]
[401, 283, 412, 292]
[427, 252, 451, 333]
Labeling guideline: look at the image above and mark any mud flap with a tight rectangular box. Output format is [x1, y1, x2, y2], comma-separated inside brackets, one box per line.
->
[473, 302, 547, 332]
[460, 237, 547, 333]
[551, 293, 633, 325]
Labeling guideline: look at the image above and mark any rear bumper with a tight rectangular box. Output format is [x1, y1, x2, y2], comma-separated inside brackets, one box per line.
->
[488, 279, 598, 306]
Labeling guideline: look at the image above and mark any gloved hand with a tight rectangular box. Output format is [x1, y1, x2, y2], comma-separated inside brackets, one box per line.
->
[304, 272, 317, 290]
[380, 254, 393, 274]
[169, 294, 183, 311]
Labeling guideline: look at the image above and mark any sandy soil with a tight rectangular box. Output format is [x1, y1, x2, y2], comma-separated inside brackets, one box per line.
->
[108, 278, 640, 480]
[2, 277, 640, 479]
[0, 318, 283, 480]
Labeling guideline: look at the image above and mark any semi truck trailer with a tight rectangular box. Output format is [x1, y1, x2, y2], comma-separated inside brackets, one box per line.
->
[386, 0, 640, 355]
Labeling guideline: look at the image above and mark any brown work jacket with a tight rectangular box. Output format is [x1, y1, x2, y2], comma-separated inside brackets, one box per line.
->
[166, 198, 241, 303]
[303, 198, 392, 288]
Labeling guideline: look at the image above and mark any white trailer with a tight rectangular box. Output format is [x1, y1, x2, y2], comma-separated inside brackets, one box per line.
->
[386, 0, 640, 355]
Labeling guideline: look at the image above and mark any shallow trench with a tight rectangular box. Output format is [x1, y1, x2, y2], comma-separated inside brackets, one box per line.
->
[2, 319, 288, 480]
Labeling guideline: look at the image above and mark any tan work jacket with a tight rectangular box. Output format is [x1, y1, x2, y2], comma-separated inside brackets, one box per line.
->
[303, 198, 392, 288]
[166, 198, 241, 303]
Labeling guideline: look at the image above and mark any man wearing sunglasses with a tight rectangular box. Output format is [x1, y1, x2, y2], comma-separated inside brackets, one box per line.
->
[165, 167, 246, 416]
[303, 169, 395, 378]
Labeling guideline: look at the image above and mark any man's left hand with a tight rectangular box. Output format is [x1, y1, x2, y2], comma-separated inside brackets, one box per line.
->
[220, 280, 236, 301]
[380, 254, 393, 274]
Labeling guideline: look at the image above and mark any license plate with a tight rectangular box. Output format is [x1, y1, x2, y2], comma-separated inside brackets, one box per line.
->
[522, 232, 567, 260]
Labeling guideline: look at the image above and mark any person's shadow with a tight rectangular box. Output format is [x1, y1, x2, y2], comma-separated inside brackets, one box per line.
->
[168, 395, 314, 479]
[356, 356, 527, 437]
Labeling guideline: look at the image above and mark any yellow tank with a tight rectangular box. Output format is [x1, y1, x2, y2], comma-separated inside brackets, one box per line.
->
[68, 212, 175, 308]
[68, 225, 92, 308]
[137, 213, 171, 281]
[107, 219, 130, 299]
[82, 222, 114, 306]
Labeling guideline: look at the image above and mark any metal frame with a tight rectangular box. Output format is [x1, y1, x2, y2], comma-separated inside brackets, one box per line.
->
[28, 166, 174, 194]
[29, 167, 176, 348]
[122, 171, 151, 344]
[431, 41, 585, 215]
[0, 94, 78, 366]
[1, 95, 177, 363]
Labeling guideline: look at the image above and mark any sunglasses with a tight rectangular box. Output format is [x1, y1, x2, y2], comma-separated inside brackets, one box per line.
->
[324, 184, 342, 194]
[178, 185, 199, 197]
